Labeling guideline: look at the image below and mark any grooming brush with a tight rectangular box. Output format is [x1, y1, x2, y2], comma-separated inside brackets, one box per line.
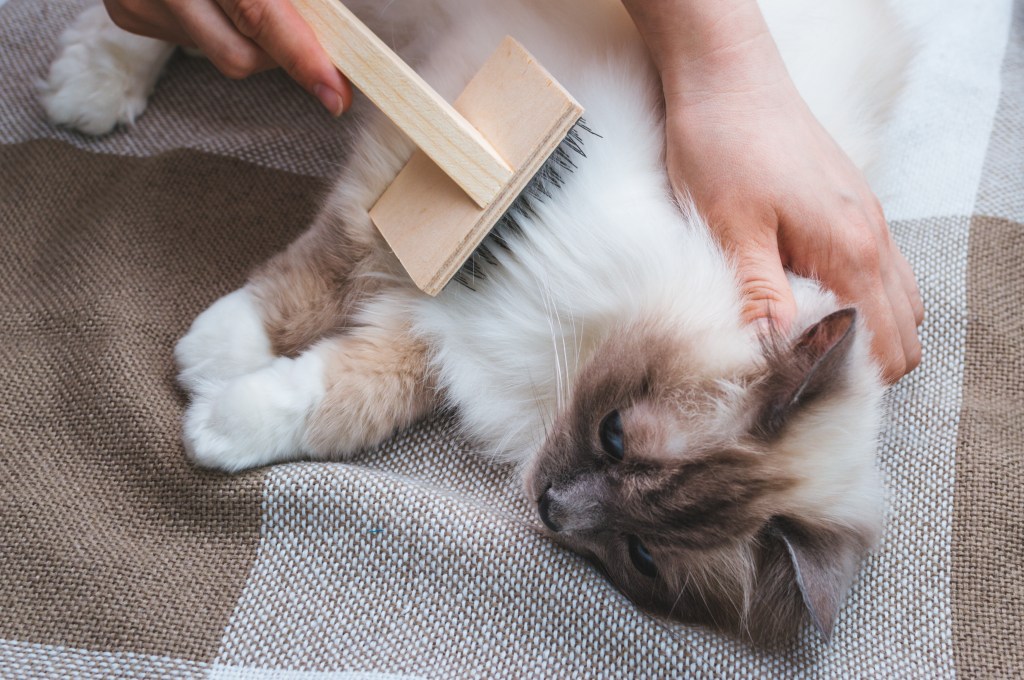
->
[293, 0, 587, 295]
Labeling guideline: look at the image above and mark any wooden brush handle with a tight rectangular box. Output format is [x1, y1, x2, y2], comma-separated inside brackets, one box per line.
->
[292, 0, 512, 208]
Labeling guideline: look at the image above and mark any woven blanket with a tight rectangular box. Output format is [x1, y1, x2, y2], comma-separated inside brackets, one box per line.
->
[2, 0, 1021, 677]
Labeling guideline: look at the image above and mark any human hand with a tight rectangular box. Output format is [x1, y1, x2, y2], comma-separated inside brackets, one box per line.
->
[665, 50, 922, 383]
[624, 0, 923, 383]
[102, 0, 352, 115]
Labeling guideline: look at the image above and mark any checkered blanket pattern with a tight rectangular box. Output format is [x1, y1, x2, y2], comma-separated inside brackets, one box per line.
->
[1, 1, 1021, 677]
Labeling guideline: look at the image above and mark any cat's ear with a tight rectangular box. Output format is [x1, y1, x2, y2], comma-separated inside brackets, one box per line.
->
[771, 518, 866, 641]
[755, 308, 858, 439]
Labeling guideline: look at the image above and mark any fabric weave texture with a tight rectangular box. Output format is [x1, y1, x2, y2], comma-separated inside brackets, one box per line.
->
[1, 0, 1021, 677]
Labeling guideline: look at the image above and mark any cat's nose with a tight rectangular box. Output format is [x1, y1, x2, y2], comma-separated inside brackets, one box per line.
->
[538, 487, 560, 532]
[537, 478, 606, 534]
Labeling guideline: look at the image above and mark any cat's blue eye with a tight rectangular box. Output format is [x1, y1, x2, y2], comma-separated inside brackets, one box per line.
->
[599, 410, 625, 461]
[627, 535, 658, 578]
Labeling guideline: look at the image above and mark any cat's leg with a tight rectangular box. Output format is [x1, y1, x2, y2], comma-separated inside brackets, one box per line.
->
[174, 207, 378, 392]
[40, 3, 175, 136]
[174, 106, 417, 471]
[248, 221, 380, 357]
[303, 315, 434, 459]
[183, 310, 433, 472]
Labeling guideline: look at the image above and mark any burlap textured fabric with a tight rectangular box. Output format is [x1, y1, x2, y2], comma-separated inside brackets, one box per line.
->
[1, 0, 1021, 677]
[0, 139, 314, 661]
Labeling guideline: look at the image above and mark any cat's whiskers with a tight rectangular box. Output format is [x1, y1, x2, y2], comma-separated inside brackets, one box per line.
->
[702, 559, 749, 630]
[482, 370, 556, 475]
[488, 427, 521, 461]
[549, 287, 575, 414]
[530, 376, 553, 448]
[557, 315, 573, 412]
[736, 544, 757, 623]
[686, 568, 720, 632]
[667, 573, 691, 622]
[538, 277, 567, 414]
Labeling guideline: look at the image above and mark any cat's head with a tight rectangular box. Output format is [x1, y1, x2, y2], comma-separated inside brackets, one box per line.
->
[525, 306, 884, 646]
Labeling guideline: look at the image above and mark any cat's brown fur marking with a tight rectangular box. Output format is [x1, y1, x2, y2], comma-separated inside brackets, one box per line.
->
[754, 308, 858, 440]
[249, 208, 401, 357]
[247, 210, 431, 457]
[527, 314, 872, 645]
[305, 320, 434, 457]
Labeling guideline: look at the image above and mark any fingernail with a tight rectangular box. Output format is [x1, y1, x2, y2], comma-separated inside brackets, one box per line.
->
[313, 84, 344, 117]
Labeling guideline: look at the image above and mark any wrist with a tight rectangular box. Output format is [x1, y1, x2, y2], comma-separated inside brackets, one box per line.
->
[622, 0, 789, 102]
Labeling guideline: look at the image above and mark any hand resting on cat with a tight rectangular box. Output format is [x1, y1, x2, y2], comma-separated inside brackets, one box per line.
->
[43, 0, 912, 647]
[622, 0, 924, 384]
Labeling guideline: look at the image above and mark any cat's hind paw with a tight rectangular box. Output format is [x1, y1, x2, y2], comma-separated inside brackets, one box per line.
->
[175, 288, 275, 394]
[39, 5, 174, 136]
[183, 354, 326, 472]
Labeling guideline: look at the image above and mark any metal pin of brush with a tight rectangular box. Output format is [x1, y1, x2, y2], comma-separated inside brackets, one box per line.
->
[293, 0, 586, 295]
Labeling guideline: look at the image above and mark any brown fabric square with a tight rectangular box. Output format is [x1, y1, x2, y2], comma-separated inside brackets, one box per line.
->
[953, 215, 1024, 678]
[0, 140, 325, 661]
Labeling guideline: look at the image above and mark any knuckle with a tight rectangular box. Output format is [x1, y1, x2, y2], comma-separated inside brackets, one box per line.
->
[229, 0, 269, 40]
[214, 47, 261, 79]
[737, 263, 785, 296]
[740, 279, 792, 325]
[846, 232, 881, 271]
[742, 279, 786, 305]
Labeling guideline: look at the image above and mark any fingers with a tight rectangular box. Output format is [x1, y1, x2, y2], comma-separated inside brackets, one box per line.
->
[722, 221, 797, 337]
[816, 251, 902, 383]
[212, 0, 351, 113]
[864, 209, 922, 383]
[879, 261, 921, 382]
[816, 207, 922, 384]
[109, 0, 351, 115]
[164, 0, 276, 77]
[882, 243, 923, 377]
[895, 248, 925, 326]
[103, 0, 193, 45]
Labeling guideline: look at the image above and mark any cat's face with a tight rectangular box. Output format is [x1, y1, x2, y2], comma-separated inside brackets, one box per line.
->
[525, 309, 880, 646]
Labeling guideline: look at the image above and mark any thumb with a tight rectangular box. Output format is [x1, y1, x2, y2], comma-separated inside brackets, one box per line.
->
[731, 236, 796, 336]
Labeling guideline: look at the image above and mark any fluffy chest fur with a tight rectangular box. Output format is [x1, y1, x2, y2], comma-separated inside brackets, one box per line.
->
[411, 52, 753, 466]
[400, 0, 887, 473]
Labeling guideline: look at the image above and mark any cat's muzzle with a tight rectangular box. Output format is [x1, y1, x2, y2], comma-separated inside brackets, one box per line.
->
[536, 476, 609, 535]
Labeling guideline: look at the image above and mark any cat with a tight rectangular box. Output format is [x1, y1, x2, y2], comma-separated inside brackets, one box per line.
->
[43, 0, 911, 646]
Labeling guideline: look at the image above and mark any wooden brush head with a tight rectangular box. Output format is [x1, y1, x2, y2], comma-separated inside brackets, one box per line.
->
[370, 37, 583, 296]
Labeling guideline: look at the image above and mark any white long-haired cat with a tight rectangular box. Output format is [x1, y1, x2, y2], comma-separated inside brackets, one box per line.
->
[44, 0, 911, 645]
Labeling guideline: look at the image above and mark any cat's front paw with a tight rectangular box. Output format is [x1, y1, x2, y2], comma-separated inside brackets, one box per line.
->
[183, 354, 326, 472]
[176, 288, 275, 394]
[39, 5, 174, 136]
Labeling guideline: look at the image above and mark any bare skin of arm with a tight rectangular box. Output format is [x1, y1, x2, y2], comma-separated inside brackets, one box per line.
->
[622, 0, 923, 382]
[103, 0, 922, 382]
